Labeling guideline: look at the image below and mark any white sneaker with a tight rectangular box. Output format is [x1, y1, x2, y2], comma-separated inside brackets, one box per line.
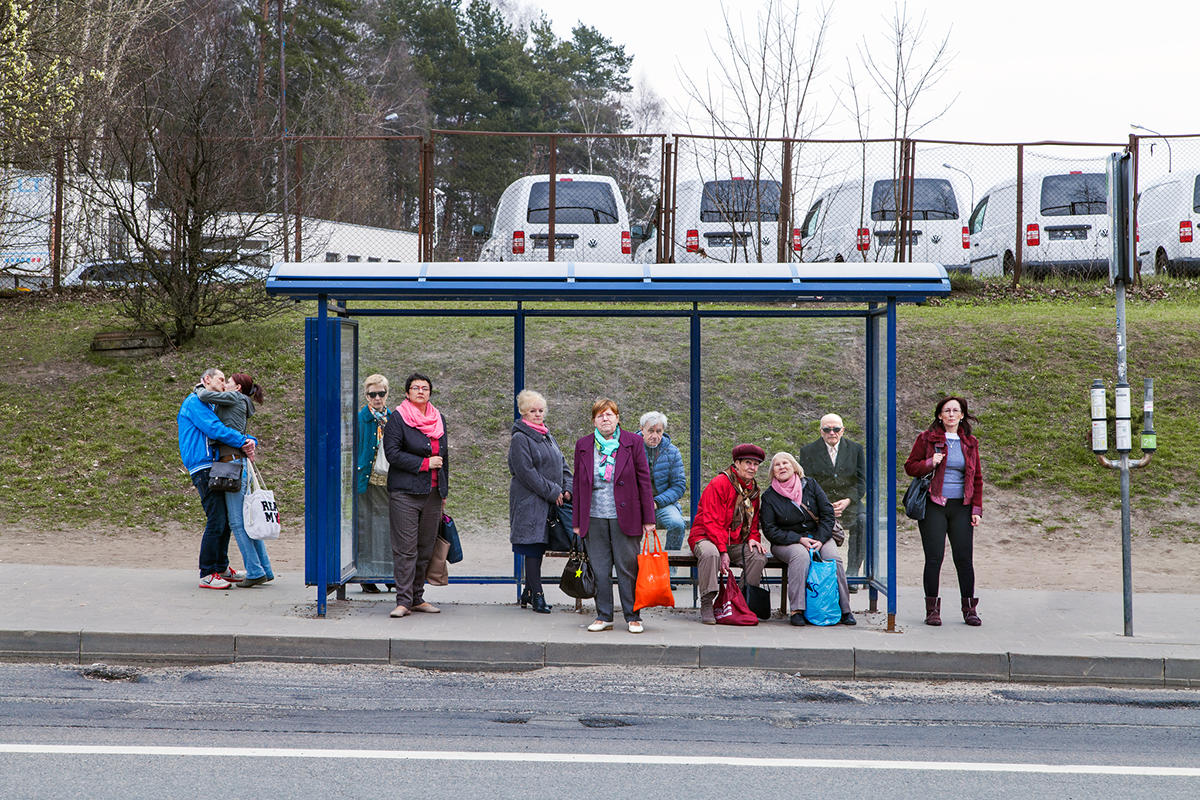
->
[199, 573, 232, 590]
[628, 621, 644, 634]
[587, 619, 613, 632]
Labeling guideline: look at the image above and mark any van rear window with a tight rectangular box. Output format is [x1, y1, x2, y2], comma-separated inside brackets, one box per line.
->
[1040, 173, 1106, 216]
[700, 180, 781, 222]
[1194, 175, 1200, 214]
[527, 181, 620, 224]
[871, 179, 959, 221]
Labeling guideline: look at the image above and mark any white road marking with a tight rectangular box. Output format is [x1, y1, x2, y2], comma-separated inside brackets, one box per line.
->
[0, 745, 1197, 776]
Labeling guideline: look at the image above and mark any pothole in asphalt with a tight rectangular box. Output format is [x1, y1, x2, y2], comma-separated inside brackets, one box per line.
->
[579, 717, 632, 728]
[79, 664, 143, 682]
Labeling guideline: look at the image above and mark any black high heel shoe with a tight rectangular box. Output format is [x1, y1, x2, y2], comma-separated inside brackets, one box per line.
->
[519, 587, 532, 608]
[531, 592, 552, 614]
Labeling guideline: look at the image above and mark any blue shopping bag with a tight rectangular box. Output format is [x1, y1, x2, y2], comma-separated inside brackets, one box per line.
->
[804, 548, 840, 626]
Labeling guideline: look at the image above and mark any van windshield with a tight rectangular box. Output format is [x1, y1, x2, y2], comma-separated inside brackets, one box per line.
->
[1040, 173, 1106, 216]
[700, 180, 781, 222]
[871, 179, 959, 221]
[527, 181, 620, 224]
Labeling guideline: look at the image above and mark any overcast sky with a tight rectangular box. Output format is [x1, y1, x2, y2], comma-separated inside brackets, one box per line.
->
[524, 0, 1198, 146]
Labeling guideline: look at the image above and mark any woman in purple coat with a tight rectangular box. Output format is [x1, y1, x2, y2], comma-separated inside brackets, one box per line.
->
[572, 398, 656, 634]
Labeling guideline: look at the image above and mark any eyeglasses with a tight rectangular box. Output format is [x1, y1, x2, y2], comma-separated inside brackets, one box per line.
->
[367, 391, 388, 399]
[822, 426, 843, 433]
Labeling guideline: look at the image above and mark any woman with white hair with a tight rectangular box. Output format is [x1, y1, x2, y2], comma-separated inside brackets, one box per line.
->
[759, 451, 855, 627]
[637, 411, 687, 553]
[508, 389, 572, 614]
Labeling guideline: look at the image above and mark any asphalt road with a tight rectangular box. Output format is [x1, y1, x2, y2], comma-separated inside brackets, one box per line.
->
[2, 662, 1199, 798]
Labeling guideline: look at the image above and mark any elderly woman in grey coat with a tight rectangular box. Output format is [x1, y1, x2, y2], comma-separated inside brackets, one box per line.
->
[509, 389, 572, 614]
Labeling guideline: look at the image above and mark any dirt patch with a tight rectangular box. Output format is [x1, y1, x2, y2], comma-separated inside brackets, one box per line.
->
[3, 486, 1197, 592]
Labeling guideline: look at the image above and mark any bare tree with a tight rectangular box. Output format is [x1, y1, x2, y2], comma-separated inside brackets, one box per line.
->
[81, 0, 288, 344]
[676, 0, 835, 262]
[858, 1, 956, 262]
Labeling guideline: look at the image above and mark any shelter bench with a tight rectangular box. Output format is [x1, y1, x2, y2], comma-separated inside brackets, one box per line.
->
[542, 550, 791, 616]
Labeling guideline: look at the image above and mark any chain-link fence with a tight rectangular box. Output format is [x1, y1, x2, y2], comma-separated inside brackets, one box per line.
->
[4, 132, 1197, 289]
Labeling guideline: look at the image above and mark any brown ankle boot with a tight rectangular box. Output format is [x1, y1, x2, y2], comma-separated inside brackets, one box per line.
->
[962, 597, 981, 626]
[700, 591, 717, 625]
[924, 597, 942, 626]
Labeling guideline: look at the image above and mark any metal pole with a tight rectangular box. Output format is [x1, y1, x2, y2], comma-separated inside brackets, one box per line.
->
[53, 143, 65, 289]
[547, 136, 557, 263]
[779, 140, 793, 263]
[1014, 145, 1024, 285]
[513, 301, 525, 601]
[294, 141, 303, 262]
[315, 294, 328, 618]
[1115, 280, 1134, 636]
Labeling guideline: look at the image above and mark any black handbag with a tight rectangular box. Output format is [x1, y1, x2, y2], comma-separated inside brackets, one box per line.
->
[208, 460, 242, 492]
[739, 543, 772, 620]
[559, 534, 596, 599]
[903, 471, 935, 521]
[440, 514, 463, 564]
[545, 501, 575, 552]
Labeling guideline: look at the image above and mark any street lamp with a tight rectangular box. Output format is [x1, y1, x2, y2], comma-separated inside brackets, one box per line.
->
[942, 163, 974, 217]
[1130, 124, 1172, 173]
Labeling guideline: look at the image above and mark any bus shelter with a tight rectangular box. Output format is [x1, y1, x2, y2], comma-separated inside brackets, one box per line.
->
[266, 261, 951, 625]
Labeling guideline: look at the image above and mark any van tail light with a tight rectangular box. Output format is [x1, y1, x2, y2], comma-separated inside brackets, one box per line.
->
[856, 228, 870, 251]
[686, 229, 699, 252]
[792, 228, 802, 252]
[1026, 223, 1040, 247]
[961, 226, 970, 249]
[1182, 221, 1194, 243]
[621, 231, 631, 254]
[512, 230, 525, 254]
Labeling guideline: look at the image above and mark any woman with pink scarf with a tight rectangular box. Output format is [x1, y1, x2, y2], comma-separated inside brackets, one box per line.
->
[382, 372, 449, 619]
[759, 451, 855, 627]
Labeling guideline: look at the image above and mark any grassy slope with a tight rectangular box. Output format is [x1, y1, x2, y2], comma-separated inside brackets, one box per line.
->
[1, 279, 1197, 533]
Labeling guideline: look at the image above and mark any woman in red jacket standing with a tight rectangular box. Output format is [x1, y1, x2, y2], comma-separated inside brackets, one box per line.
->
[905, 396, 983, 627]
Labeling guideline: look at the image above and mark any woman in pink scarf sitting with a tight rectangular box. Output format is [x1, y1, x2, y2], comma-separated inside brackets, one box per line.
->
[759, 452, 855, 627]
[382, 372, 449, 619]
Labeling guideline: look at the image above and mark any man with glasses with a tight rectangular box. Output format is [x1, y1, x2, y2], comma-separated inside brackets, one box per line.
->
[177, 368, 257, 590]
[799, 414, 866, 592]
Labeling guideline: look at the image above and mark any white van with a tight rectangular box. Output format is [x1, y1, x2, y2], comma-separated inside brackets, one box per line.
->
[475, 174, 632, 262]
[799, 175, 970, 271]
[1136, 171, 1200, 276]
[636, 177, 788, 263]
[967, 171, 1109, 278]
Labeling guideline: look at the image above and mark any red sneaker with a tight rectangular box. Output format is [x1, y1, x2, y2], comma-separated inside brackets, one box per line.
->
[200, 573, 232, 590]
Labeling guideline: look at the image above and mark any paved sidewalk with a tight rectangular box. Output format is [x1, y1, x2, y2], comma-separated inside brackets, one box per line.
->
[1, 564, 1197, 687]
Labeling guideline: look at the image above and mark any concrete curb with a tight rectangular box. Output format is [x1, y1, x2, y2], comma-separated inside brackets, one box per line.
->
[4, 628, 1195, 687]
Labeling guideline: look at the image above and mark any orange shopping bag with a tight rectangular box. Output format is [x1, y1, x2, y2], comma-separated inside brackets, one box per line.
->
[633, 531, 675, 612]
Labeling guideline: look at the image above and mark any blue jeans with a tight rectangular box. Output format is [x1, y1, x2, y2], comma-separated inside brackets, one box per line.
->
[226, 460, 273, 580]
[193, 468, 230, 578]
[656, 503, 687, 550]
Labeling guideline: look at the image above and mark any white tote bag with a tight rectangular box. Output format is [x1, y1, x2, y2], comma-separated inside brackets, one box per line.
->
[243, 461, 281, 541]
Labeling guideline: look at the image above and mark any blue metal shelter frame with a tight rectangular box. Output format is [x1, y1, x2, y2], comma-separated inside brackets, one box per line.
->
[266, 261, 950, 625]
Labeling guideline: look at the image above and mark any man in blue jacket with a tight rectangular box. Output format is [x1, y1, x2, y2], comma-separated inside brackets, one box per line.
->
[178, 368, 257, 589]
[638, 411, 687, 551]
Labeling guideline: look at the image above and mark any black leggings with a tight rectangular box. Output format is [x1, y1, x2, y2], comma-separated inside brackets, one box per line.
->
[524, 554, 544, 595]
[917, 498, 975, 598]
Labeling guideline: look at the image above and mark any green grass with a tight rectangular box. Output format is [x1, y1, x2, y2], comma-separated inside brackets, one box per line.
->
[2, 276, 1199, 533]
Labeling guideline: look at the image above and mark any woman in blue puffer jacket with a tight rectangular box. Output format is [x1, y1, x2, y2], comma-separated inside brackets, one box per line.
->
[638, 411, 687, 551]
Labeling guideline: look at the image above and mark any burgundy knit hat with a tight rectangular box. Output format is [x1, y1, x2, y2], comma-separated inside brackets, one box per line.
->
[731, 443, 765, 463]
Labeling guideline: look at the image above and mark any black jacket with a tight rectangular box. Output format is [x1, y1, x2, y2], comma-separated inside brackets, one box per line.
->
[798, 437, 865, 512]
[759, 478, 835, 547]
[382, 411, 449, 498]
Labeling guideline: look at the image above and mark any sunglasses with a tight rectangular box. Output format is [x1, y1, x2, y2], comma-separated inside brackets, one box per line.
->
[367, 391, 388, 399]
[822, 426, 843, 433]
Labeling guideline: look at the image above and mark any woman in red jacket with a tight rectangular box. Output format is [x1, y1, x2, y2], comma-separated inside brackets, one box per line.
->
[904, 396, 983, 627]
[572, 398, 656, 634]
[688, 443, 770, 625]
